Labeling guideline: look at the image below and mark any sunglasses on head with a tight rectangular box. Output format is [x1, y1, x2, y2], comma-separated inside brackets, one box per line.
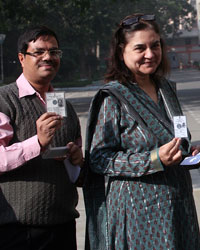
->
[122, 14, 155, 27]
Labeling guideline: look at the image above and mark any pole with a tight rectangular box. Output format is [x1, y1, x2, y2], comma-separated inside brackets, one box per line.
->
[196, 0, 200, 44]
[0, 34, 6, 83]
[1, 43, 3, 82]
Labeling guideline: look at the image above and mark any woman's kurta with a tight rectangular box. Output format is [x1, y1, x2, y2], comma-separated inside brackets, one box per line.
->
[83, 79, 200, 250]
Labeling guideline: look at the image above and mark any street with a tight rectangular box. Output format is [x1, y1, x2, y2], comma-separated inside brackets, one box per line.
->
[65, 68, 200, 250]
[170, 69, 200, 145]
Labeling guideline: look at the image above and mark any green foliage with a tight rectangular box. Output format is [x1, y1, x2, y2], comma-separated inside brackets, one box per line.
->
[0, 0, 197, 83]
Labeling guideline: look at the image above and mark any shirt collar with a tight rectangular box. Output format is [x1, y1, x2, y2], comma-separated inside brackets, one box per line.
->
[16, 73, 54, 98]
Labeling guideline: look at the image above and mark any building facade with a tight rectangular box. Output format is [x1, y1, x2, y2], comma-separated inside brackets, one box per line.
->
[167, 0, 200, 69]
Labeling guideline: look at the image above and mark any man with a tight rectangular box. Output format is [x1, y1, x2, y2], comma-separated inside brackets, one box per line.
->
[0, 26, 83, 250]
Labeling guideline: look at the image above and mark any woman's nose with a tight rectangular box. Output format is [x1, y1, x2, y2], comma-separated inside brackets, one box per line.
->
[145, 48, 154, 58]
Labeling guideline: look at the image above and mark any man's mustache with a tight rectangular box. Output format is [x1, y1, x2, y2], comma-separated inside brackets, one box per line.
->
[38, 61, 55, 67]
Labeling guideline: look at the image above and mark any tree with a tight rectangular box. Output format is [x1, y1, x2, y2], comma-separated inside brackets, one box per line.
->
[0, 0, 197, 82]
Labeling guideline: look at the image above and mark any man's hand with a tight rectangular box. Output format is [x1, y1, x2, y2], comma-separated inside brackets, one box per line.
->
[36, 112, 63, 149]
[67, 142, 83, 166]
[191, 145, 200, 156]
[159, 138, 182, 166]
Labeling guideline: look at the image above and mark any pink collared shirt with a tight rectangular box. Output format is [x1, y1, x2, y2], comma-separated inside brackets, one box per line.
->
[0, 74, 45, 172]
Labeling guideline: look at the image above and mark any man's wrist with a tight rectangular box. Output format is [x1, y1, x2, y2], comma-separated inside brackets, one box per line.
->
[79, 157, 85, 168]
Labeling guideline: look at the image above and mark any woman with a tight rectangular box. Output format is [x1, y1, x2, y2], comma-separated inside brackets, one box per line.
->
[83, 13, 200, 250]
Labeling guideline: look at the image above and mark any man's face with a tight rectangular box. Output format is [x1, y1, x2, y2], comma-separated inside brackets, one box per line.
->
[18, 35, 60, 85]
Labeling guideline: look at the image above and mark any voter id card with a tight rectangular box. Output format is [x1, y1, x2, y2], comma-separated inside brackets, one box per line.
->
[46, 92, 67, 117]
[173, 116, 188, 138]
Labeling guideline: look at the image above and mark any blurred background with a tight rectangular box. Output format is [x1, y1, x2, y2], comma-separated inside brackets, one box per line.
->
[0, 0, 200, 87]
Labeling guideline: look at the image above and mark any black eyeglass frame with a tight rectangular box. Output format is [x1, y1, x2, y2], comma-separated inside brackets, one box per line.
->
[122, 14, 155, 27]
[23, 49, 63, 59]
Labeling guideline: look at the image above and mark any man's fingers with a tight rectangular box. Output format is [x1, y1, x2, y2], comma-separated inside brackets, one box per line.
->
[38, 112, 62, 124]
[36, 112, 63, 148]
[67, 142, 83, 166]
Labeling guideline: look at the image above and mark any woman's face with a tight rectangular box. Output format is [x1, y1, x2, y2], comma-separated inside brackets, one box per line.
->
[122, 29, 162, 78]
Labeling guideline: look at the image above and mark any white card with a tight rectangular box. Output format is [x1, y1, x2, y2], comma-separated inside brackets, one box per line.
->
[42, 146, 69, 159]
[173, 116, 188, 138]
[46, 92, 67, 117]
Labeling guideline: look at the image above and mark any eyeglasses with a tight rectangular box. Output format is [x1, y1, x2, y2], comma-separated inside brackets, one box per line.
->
[24, 49, 63, 59]
[122, 14, 155, 27]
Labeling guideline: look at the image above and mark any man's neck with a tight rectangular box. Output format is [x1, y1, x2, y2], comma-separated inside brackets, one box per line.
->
[29, 80, 51, 100]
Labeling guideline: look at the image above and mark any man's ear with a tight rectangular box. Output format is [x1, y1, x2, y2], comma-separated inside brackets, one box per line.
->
[18, 53, 25, 68]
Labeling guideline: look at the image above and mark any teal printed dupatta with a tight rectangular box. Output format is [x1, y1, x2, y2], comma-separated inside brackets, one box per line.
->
[83, 78, 191, 250]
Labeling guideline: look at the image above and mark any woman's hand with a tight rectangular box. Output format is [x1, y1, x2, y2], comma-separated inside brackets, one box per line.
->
[159, 138, 182, 166]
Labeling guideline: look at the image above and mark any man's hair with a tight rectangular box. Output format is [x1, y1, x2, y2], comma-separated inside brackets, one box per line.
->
[17, 25, 59, 54]
[104, 13, 170, 85]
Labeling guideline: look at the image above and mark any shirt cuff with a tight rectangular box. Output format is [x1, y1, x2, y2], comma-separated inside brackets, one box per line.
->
[22, 135, 41, 161]
[150, 148, 164, 171]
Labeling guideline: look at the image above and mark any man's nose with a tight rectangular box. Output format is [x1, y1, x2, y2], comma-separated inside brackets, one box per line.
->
[42, 50, 52, 60]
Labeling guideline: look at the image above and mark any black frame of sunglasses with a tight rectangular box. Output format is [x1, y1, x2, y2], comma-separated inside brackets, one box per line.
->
[122, 14, 155, 27]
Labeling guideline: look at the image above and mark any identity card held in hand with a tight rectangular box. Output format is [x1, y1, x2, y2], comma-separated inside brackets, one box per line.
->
[46, 91, 67, 117]
[173, 116, 188, 138]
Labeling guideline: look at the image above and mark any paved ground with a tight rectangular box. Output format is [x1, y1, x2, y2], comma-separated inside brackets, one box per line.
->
[63, 71, 200, 249]
[65, 88, 96, 250]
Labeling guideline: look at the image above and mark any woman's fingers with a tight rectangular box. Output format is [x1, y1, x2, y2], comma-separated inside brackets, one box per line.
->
[159, 138, 182, 166]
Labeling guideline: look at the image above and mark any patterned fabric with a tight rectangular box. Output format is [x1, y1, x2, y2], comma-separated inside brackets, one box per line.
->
[0, 82, 81, 225]
[83, 79, 200, 250]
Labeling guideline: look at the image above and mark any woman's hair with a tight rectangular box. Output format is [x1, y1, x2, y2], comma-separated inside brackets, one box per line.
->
[104, 13, 170, 84]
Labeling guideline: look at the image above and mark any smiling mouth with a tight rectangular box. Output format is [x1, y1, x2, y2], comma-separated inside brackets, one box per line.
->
[40, 63, 53, 67]
[142, 61, 156, 66]
[39, 64, 55, 70]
